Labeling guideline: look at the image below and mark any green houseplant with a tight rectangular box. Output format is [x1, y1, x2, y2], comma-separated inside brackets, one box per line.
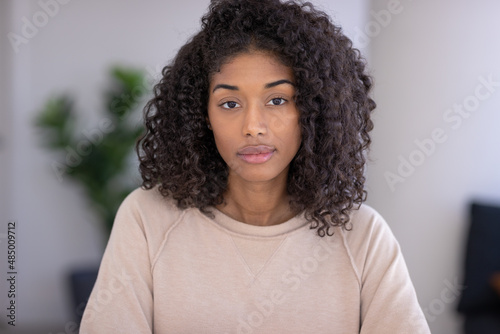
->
[36, 66, 150, 322]
[36, 66, 149, 236]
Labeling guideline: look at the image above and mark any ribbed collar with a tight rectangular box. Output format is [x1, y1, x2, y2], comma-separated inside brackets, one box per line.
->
[202, 207, 309, 238]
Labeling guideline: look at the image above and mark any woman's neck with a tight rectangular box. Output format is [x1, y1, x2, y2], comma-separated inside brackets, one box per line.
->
[216, 173, 296, 226]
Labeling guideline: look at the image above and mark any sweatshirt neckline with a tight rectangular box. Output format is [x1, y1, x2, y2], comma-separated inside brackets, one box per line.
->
[207, 207, 309, 237]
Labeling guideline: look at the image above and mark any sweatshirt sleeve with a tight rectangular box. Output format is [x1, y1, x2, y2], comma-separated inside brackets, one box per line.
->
[345, 206, 431, 334]
[79, 190, 154, 334]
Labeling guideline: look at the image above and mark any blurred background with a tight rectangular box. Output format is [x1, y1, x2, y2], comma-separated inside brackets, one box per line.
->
[1, 0, 499, 333]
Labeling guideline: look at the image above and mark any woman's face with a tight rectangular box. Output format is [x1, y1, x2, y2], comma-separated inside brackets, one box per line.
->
[207, 51, 301, 184]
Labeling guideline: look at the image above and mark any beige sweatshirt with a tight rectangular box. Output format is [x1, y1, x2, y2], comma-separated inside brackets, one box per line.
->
[80, 188, 431, 333]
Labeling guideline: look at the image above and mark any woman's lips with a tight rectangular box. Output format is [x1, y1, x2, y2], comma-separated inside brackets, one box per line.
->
[237, 145, 275, 164]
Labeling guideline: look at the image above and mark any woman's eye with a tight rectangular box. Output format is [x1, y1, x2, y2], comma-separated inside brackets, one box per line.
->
[221, 101, 240, 109]
[267, 98, 286, 106]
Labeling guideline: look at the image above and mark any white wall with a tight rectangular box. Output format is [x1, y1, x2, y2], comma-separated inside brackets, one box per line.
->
[365, 0, 500, 333]
[1, 0, 368, 330]
[0, 0, 13, 232]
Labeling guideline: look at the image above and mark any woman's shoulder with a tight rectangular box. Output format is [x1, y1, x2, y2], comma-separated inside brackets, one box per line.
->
[336, 204, 405, 284]
[340, 203, 399, 255]
[123, 186, 178, 211]
[349, 202, 382, 220]
[114, 186, 187, 239]
[348, 203, 388, 231]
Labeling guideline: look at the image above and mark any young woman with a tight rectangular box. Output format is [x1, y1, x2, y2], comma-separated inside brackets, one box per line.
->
[81, 0, 431, 332]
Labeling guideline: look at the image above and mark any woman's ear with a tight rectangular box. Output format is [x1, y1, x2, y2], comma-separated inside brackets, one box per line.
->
[206, 117, 212, 130]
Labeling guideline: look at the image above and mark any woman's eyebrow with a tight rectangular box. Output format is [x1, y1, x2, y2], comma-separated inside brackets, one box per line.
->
[264, 79, 295, 89]
[212, 79, 295, 93]
[212, 84, 238, 93]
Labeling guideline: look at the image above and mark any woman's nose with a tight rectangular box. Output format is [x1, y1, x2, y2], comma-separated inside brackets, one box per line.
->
[242, 103, 267, 137]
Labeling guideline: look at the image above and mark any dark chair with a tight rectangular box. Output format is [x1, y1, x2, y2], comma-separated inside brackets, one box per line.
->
[457, 202, 500, 333]
[68, 267, 99, 322]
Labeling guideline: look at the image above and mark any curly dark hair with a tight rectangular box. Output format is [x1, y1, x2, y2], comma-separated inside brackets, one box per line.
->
[137, 0, 375, 236]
